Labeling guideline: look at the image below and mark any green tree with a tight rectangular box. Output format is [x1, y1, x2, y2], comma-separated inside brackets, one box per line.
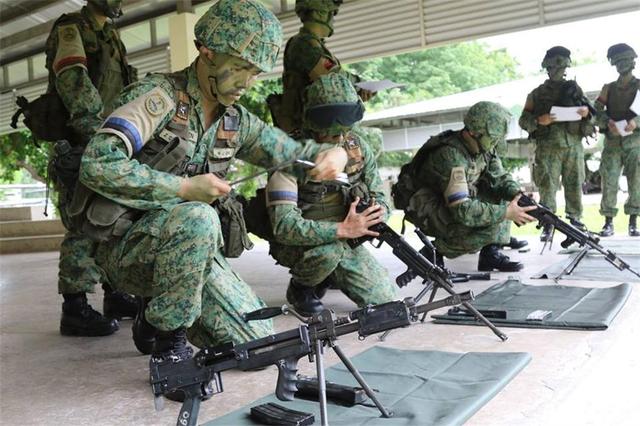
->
[0, 131, 51, 184]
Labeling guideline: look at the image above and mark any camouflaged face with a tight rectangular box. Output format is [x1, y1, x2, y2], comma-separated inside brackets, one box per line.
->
[295, 0, 342, 14]
[541, 46, 571, 69]
[463, 101, 510, 142]
[194, 0, 283, 72]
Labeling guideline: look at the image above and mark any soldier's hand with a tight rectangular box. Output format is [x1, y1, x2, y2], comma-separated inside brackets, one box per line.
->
[607, 119, 620, 136]
[536, 113, 555, 126]
[358, 88, 376, 102]
[178, 173, 231, 203]
[337, 197, 384, 239]
[309, 147, 348, 181]
[625, 119, 637, 133]
[505, 194, 536, 226]
[577, 107, 589, 118]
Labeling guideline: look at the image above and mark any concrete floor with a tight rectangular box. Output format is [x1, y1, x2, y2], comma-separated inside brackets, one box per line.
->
[1, 234, 639, 425]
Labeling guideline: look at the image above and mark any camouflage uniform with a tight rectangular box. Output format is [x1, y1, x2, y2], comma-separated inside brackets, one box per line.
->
[79, 1, 338, 348]
[266, 73, 396, 311]
[595, 44, 640, 232]
[45, 4, 135, 296]
[405, 130, 520, 258]
[519, 47, 593, 219]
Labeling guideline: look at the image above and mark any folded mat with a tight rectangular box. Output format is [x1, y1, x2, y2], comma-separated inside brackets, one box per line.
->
[533, 248, 640, 282]
[204, 346, 531, 426]
[433, 278, 631, 330]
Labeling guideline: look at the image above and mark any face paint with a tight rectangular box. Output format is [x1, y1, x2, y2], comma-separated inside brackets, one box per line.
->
[547, 66, 566, 82]
[614, 58, 635, 75]
[198, 52, 260, 106]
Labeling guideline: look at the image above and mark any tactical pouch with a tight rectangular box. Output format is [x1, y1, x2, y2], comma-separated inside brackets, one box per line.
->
[10, 93, 71, 142]
[266, 93, 283, 127]
[242, 188, 274, 241]
[214, 194, 254, 258]
[391, 163, 417, 210]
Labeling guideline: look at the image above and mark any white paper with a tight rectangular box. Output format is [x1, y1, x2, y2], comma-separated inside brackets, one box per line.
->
[550, 106, 583, 122]
[355, 79, 405, 92]
[614, 120, 632, 137]
[630, 90, 640, 115]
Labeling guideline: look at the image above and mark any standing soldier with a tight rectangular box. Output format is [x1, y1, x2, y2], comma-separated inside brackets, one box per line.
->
[392, 102, 535, 271]
[595, 43, 639, 237]
[45, 0, 137, 336]
[265, 73, 397, 316]
[76, 0, 349, 360]
[275, 0, 374, 134]
[519, 46, 594, 241]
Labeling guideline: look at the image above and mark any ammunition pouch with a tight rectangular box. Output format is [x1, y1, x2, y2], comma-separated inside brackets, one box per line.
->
[214, 194, 253, 258]
[242, 188, 274, 241]
[266, 93, 283, 128]
[10, 93, 72, 142]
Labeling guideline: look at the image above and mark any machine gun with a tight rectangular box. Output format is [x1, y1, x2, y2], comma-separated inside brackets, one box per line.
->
[560, 80, 597, 116]
[348, 203, 507, 342]
[517, 193, 640, 280]
[150, 294, 471, 426]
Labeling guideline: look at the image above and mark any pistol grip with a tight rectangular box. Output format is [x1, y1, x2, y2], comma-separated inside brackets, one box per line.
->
[275, 358, 299, 401]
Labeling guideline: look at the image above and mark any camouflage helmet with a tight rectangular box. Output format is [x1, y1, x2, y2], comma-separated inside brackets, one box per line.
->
[463, 101, 510, 151]
[87, 0, 122, 19]
[295, 0, 343, 17]
[303, 72, 364, 134]
[194, 0, 283, 73]
[607, 43, 637, 64]
[541, 46, 571, 69]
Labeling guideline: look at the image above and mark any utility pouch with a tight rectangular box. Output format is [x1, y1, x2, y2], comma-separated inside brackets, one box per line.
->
[242, 188, 274, 241]
[214, 194, 254, 258]
[10, 93, 71, 142]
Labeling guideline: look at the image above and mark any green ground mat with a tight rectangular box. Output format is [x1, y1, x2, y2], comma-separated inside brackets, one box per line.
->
[532, 249, 640, 282]
[557, 239, 640, 256]
[204, 346, 531, 426]
[433, 278, 631, 330]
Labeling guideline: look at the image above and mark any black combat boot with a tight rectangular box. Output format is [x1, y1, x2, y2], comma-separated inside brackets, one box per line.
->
[630, 215, 639, 237]
[102, 283, 137, 320]
[60, 293, 119, 336]
[286, 279, 326, 317]
[150, 328, 196, 402]
[599, 217, 614, 237]
[477, 244, 524, 272]
[539, 223, 553, 242]
[502, 237, 529, 250]
[132, 297, 157, 355]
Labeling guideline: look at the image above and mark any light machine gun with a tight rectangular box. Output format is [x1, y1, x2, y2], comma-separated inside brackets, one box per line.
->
[517, 193, 640, 280]
[348, 204, 508, 342]
[150, 294, 471, 426]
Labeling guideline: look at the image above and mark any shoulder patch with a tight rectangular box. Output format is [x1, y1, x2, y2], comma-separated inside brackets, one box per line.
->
[53, 24, 87, 76]
[444, 166, 469, 207]
[266, 171, 298, 207]
[97, 86, 175, 158]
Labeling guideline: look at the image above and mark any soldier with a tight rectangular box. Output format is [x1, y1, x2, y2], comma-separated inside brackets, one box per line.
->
[595, 43, 640, 237]
[265, 73, 397, 316]
[276, 0, 374, 133]
[45, 0, 137, 336]
[519, 46, 594, 242]
[77, 0, 350, 361]
[392, 102, 536, 271]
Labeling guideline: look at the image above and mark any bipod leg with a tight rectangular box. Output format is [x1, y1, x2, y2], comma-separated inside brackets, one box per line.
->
[540, 226, 556, 254]
[315, 339, 329, 426]
[331, 343, 393, 419]
[419, 283, 438, 322]
[436, 280, 508, 341]
[555, 246, 590, 282]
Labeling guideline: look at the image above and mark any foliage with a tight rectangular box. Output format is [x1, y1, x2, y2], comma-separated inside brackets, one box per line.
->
[377, 150, 415, 168]
[346, 41, 520, 111]
[238, 77, 283, 124]
[0, 131, 51, 184]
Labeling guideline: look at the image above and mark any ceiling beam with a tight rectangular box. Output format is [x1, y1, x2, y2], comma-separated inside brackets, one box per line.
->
[0, 0, 61, 25]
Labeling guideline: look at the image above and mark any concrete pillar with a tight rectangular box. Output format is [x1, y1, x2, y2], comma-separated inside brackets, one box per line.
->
[168, 11, 198, 71]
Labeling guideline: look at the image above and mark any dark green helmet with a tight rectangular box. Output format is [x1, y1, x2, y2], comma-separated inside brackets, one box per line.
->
[87, 0, 123, 19]
[303, 73, 364, 134]
[295, 0, 343, 16]
[541, 46, 571, 69]
[607, 43, 637, 64]
[463, 101, 510, 152]
[194, 0, 283, 73]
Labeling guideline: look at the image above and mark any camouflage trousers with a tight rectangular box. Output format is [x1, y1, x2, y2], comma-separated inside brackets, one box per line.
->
[95, 202, 273, 349]
[533, 142, 585, 218]
[54, 163, 108, 295]
[599, 134, 640, 217]
[270, 240, 397, 307]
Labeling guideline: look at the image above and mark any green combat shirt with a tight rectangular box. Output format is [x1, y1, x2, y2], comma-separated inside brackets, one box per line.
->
[80, 60, 331, 220]
[45, 6, 135, 140]
[414, 131, 520, 228]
